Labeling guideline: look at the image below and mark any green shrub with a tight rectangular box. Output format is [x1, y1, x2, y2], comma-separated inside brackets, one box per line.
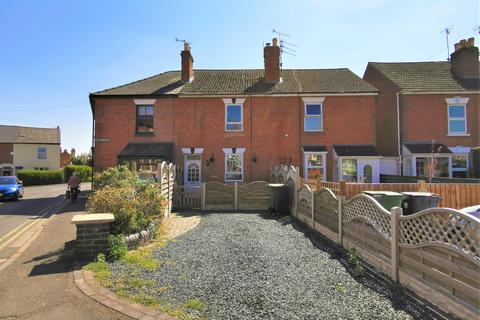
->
[87, 166, 167, 235]
[64, 165, 92, 182]
[17, 170, 63, 186]
[107, 234, 128, 261]
[93, 166, 137, 189]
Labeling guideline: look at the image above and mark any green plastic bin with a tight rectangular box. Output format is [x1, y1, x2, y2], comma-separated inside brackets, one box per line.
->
[362, 191, 407, 212]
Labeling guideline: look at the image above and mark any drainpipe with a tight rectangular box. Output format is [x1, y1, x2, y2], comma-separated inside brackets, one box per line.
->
[396, 91, 402, 176]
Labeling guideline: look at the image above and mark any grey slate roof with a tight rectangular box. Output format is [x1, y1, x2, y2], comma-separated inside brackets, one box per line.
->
[404, 142, 452, 154]
[92, 69, 377, 96]
[368, 61, 479, 92]
[118, 142, 173, 159]
[333, 145, 380, 157]
[0, 125, 60, 144]
[303, 145, 327, 152]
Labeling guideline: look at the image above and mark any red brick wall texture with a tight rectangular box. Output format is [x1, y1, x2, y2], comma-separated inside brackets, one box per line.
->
[93, 95, 377, 182]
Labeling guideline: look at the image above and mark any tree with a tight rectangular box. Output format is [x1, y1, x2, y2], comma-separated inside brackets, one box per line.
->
[72, 152, 93, 166]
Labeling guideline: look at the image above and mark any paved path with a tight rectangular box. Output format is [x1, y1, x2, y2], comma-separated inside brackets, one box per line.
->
[0, 197, 130, 320]
[165, 211, 201, 239]
[0, 183, 90, 240]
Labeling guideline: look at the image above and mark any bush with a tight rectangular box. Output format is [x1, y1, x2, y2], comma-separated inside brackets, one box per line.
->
[107, 234, 127, 261]
[64, 165, 93, 183]
[93, 166, 138, 189]
[17, 170, 63, 186]
[87, 166, 167, 235]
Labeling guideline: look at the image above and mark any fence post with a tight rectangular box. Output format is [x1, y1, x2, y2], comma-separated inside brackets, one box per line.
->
[418, 180, 426, 192]
[234, 182, 238, 211]
[311, 191, 315, 229]
[338, 196, 344, 246]
[390, 206, 402, 282]
[201, 182, 206, 211]
[339, 181, 347, 198]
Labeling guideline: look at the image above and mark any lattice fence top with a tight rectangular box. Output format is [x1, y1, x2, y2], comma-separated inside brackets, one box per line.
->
[314, 188, 339, 216]
[238, 181, 270, 196]
[298, 185, 313, 205]
[399, 208, 480, 264]
[343, 194, 391, 239]
[285, 166, 297, 183]
[205, 181, 234, 193]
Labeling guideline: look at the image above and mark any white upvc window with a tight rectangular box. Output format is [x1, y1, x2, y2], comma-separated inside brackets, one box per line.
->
[446, 97, 468, 135]
[303, 152, 327, 180]
[223, 148, 245, 182]
[303, 97, 325, 132]
[223, 98, 245, 132]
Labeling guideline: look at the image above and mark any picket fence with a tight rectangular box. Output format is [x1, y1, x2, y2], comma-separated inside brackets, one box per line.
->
[157, 162, 175, 217]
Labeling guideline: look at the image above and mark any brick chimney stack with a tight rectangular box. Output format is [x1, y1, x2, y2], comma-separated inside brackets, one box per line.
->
[264, 38, 281, 83]
[181, 42, 194, 82]
[450, 37, 479, 78]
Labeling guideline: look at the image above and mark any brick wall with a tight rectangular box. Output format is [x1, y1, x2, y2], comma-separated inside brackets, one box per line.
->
[363, 65, 401, 156]
[75, 223, 111, 259]
[401, 93, 479, 147]
[93, 94, 377, 182]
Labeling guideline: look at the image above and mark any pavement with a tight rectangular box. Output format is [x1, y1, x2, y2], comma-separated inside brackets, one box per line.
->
[0, 184, 130, 320]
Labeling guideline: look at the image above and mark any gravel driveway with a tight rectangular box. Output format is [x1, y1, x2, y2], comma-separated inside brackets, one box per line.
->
[110, 213, 448, 320]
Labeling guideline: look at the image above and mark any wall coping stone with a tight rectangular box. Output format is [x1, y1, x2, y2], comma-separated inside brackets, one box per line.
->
[72, 213, 114, 225]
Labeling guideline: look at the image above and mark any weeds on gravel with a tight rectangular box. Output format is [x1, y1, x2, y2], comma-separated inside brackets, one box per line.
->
[335, 283, 348, 293]
[121, 245, 160, 271]
[183, 298, 205, 311]
[84, 253, 113, 286]
[347, 247, 366, 277]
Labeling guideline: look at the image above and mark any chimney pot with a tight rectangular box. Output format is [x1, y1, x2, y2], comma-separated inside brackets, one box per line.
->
[450, 38, 479, 78]
[272, 38, 278, 46]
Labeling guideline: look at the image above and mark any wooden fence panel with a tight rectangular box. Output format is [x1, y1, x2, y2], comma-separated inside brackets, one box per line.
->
[238, 181, 270, 210]
[173, 186, 201, 209]
[398, 208, 480, 318]
[313, 188, 339, 242]
[204, 182, 234, 210]
[344, 183, 418, 199]
[297, 185, 313, 226]
[425, 183, 480, 209]
[342, 194, 392, 274]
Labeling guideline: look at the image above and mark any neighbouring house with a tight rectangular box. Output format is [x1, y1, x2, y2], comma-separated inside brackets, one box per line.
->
[90, 39, 380, 186]
[363, 37, 480, 179]
[0, 125, 61, 176]
[60, 148, 75, 167]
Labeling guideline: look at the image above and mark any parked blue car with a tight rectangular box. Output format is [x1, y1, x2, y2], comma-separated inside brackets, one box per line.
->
[0, 176, 24, 200]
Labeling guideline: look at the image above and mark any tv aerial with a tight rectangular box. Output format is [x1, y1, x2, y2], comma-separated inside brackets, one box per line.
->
[272, 29, 298, 68]
[175, 38, 193, 46]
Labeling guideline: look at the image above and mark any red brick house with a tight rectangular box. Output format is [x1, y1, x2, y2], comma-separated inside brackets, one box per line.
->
[363, 38, 480, 178]
[90, 39, 380, 186]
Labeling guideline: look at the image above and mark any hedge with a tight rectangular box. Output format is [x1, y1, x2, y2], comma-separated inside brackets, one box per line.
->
[17, 170, 64, 186]
[64, 165, 93, 182]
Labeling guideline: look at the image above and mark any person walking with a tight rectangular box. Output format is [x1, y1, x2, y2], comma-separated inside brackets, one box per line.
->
[67, 172, 81, 202]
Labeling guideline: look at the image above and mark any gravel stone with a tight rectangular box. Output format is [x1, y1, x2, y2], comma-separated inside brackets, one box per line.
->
[109, 213, 451, 320]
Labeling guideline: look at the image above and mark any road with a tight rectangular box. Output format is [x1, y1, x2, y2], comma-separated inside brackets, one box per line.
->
[0, 183, 90, 241]
[0, 194, 131, 320]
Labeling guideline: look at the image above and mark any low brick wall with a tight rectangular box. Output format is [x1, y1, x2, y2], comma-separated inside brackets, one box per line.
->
[72, 213, 114, 259]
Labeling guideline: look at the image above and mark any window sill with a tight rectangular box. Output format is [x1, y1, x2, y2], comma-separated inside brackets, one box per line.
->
[304, 130, 324, 133]
[447, 133, 470, 137]
[135, 133, 155, 137]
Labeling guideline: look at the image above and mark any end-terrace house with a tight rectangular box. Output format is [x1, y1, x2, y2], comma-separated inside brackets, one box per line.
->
[0, 125, 61, 176]
[90, 39, 379, 186]
[364, 38, 479, 178]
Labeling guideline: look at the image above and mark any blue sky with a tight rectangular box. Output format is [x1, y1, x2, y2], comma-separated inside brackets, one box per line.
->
[0, 0, 478, 153]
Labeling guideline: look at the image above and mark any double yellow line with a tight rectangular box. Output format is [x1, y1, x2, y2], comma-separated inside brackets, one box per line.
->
[0, 198, 65, 251]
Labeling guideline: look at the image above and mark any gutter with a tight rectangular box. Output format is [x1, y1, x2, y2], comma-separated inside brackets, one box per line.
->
[396, 91, 402, 175]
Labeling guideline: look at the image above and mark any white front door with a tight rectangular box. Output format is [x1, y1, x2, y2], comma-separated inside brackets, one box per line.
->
[357, 159, 380, 183]
[184, 160, 201, 189]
